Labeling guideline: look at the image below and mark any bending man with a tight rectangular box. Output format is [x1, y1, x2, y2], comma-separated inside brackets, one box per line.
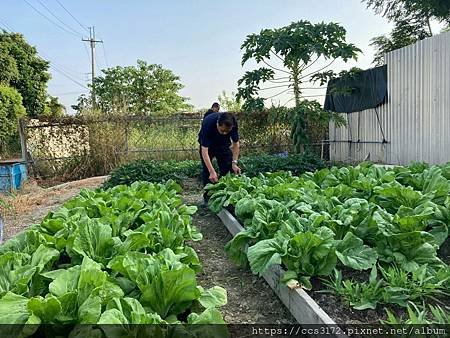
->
[198, 112, 241, 203]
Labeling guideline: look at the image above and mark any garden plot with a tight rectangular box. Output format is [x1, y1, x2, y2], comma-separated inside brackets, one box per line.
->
[206, 163, 450, 325]
[0, 176, 107, 241]
[0, 180, 230, 335]
[0, 175, 296, 333]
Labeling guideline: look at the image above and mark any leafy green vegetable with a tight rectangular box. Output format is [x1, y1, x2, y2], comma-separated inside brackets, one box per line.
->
[208, 161, 449, 313]
[0, 180, 227, 329]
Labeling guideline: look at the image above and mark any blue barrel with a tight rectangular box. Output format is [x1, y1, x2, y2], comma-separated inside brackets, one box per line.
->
[0, 160, 28, 192]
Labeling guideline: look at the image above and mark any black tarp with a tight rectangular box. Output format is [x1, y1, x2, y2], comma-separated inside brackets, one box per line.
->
[324, 65, 387, 113]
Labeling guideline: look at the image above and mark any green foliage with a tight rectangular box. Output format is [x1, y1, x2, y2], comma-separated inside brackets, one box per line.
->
[323, 268, 383, 310]
[43, 96, 65, 118]
[363, 0, 450, 64]
[217, 90, 242, 112]
[0, 32, 50, 117]
[103, 159, 200, 189]
[290, 100, 346, 152]
[0, 181, 227, 327]
[76, 60, 192, 116]
[103, 153, 325, 189]
[237, 20, 361, 110]
[382, 302, 450, 324]
[206, 162, 450, 312]
[236, 20, 359, 149]
[0, 85, 26, 146]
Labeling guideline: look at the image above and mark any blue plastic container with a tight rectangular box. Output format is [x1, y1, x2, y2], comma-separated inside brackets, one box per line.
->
[0, 161, 28, 192]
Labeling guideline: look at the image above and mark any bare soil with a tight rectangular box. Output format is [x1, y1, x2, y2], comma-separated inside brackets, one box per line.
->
[0, 176, 107, 241]
[189, 207, 296, 324]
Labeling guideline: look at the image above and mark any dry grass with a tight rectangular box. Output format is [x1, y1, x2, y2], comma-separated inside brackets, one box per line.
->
[1, 176, 107, 241]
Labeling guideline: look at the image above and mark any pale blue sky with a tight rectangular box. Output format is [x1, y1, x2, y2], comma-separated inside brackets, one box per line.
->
[0, 0, 391, 113]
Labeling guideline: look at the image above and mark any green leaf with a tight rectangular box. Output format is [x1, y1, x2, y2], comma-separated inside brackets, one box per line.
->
[187, 308, 226, 324]
[42, 265, 81, 297]
[78, 295, 101, 324]
[141, 267, 200, 318]
[0, 292, 30, 324]
[198, 286, 227, 309]
[247, 238, 283, 275]
[97, 309, 128, 324]
[27, 295, 61, 322]
[336, 232, 378, 270]
[72, 219, 114, 265]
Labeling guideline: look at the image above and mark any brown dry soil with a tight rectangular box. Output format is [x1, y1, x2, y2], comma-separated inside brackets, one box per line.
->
[1, 176, 107, 241]
[184, 195, 296, 324]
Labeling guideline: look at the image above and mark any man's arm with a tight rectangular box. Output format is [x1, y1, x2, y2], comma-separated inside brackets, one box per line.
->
[231, 141, 241, 175]
[201, 146, 218, 183]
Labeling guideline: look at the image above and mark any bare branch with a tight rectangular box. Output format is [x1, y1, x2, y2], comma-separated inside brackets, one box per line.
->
[281, 96, 296, 106]
[270, 49, 286, 63]
[262, 60, 292, 75]
[262, 87, 292, 100]
[268, 79, 292, 84]
[259, 84, 291, 91]
[299, 56, 320, 72]
[300, 59, 336, 80]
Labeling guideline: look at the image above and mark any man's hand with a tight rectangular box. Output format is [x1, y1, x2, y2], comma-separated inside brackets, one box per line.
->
[232, 163, 241, 175]
[209, 170, 219, 183]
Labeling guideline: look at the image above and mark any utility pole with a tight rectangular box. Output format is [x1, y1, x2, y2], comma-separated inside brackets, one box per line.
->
[82, 26, 103, 108]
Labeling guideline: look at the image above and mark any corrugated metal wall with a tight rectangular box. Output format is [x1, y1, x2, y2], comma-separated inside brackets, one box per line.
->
[330, 30, 450, 165]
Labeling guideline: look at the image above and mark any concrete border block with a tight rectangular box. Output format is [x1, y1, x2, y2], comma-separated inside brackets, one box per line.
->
[218, 209, 347, 337]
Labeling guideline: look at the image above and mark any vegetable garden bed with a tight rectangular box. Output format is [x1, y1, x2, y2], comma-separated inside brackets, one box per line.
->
[0, 180, 230, 336]
[206, 162, 450, 326]
[218, 208, 338, 327]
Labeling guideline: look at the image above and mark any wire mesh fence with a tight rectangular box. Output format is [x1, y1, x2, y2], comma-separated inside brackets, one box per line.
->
[21, 112, 301, 180]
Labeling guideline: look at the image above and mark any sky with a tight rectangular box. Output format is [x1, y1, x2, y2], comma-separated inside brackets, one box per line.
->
[0, 0, 392, 114]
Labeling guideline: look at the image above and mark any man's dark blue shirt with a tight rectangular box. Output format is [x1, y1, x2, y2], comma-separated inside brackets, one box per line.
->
[198, 112, 239, 151]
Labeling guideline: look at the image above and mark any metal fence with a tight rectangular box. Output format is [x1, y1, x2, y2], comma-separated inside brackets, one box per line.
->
[21, 112, 294, 179]
[330, 30, 450, 165]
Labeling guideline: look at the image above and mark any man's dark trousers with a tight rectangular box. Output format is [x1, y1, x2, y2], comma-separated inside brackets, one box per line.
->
[200, 147, 232, 200]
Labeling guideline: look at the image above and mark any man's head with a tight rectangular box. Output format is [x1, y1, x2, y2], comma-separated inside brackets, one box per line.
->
[216, 112, 234, 135]
[211, 102, 220, 112]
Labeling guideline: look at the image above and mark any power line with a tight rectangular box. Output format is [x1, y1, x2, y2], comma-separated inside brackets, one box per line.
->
[55, 0, 89, 33]
[35, 0, 84, 37]
[22, 0, 82, 38]
[0, 18, 14, 32]
[37, 50, 85, 81]
[82, 26, 103, 107]
[51, 91, 86, 96]
[48, 64, 89, 89]
[101, 42, 109, 68]
[0, 16, 88, 91]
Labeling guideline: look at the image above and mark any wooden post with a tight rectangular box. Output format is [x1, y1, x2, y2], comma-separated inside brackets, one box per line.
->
[19, 119, 28, 164]
[124, 120, 129, 160]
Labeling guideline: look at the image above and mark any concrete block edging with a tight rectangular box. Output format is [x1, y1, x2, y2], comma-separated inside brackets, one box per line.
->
[218, 209, 347, 337]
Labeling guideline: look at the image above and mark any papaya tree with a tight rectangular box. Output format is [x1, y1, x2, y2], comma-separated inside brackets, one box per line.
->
[236, 20, 361, 151]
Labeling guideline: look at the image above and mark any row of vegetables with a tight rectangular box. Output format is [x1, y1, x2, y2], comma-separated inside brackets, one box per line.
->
[0, 181, 228, 337]
[206, 162, 450, 323]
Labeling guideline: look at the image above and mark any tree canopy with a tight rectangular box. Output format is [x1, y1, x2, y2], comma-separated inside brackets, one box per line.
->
[236, 20, 358, 151]
[236, 20, 361, 111]
[0, 31, 51, 117]
[363, 0, 450, 64]
[75, 60, 192, 116]
[0, 85, 26, 147]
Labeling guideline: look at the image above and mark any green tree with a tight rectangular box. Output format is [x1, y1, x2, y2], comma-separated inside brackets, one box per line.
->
[77, 60, 192, 116]
[217, 90, 242, 112]
[0, 31, 51, 117]
[0, 85, 26, 152]
[43, 96, 65, 118]
[363, 0, 450, 64]
[237, 20, 359, 151]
